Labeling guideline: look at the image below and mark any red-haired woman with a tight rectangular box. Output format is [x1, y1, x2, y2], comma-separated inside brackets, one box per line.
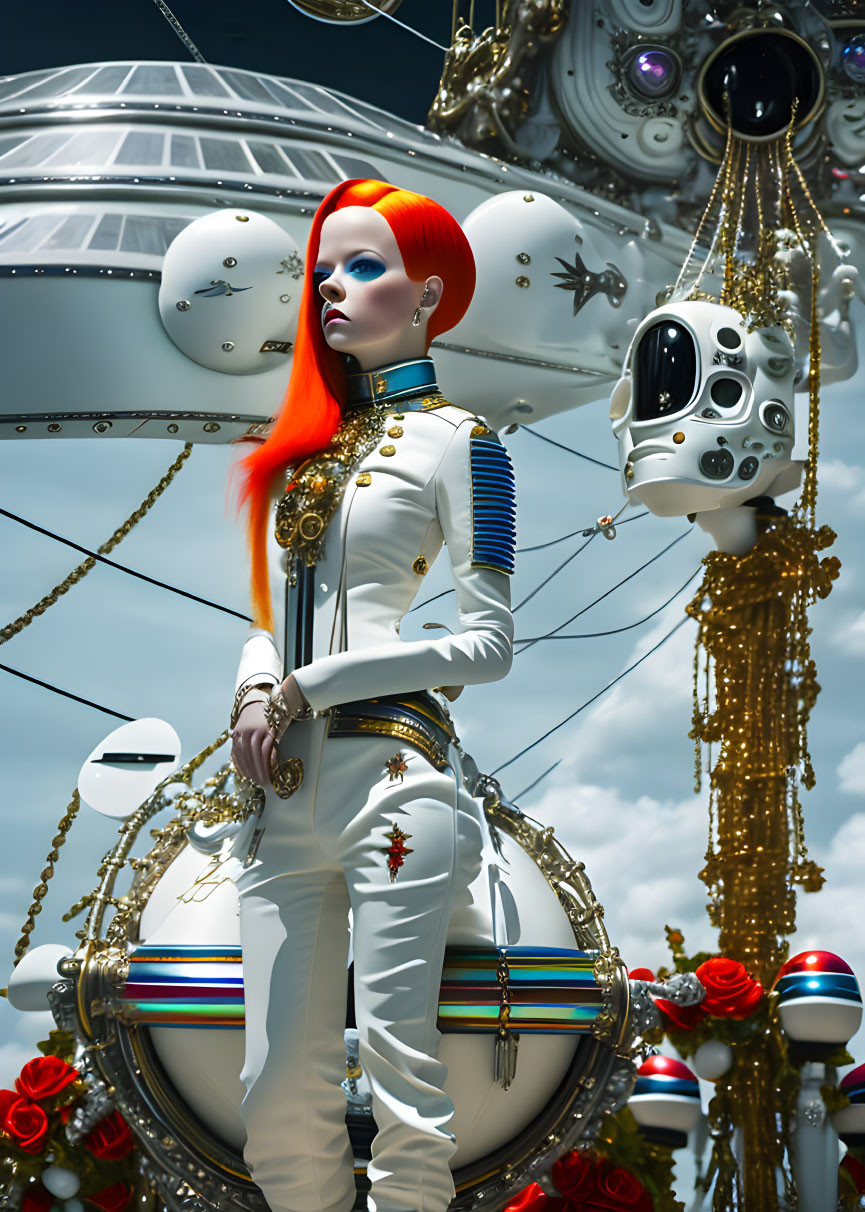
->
[230, 180, 515, 1212]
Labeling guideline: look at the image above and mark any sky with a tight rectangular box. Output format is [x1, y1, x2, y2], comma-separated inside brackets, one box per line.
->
[1, 3, 865, 1201]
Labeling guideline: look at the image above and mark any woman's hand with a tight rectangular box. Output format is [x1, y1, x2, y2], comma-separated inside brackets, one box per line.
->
[231, 699, 275, 787]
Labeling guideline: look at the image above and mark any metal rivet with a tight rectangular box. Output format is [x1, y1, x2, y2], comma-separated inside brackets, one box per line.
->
[221, 341, 235, 352]
[176, 299, 190, 311]
[167, 423, 179, 434]
[93, 421, 112, 433]
[515, 276, 530, 288]
[717, 436, 727, 445]
[15, 424, 26, 432]
[203, 422, 221, 433]
[380, 444, 396, 457]
[387, 426, 403, 439]
[412, 556, 428, 575]
[223, 256, 237, 268]
[673, 431, 685, 444]
[516, 252, 531, 264]
[280, 294, 291, 303]
[47, 422, 62, 432]
[356, 472, 372, 486]
[236, 215, 249, 222]
[625, 460, 634, 479]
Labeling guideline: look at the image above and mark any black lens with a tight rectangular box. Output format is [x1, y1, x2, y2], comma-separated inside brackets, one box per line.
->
[635, 321, 698, 421]
[738, 456, 759, 480]
[762, 402, 789, 432]
[716, 326, 742, 350]
[702, 31, 822, 140]
[699, 448, 734, 479]
[710, 378, 742, 407]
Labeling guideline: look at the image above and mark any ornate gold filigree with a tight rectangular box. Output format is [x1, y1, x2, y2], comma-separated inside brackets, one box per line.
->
[429, 0, 568, 153]
[274, 404, 391, 565]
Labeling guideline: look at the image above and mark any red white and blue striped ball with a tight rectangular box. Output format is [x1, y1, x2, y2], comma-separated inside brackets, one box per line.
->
[774, 951, 862, 1046]
[629, 1055, 702, 1136]
[834, 1063, 865, 1144]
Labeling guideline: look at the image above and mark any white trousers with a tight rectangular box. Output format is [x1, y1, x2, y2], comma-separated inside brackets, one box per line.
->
[233, 717, 483, 1212]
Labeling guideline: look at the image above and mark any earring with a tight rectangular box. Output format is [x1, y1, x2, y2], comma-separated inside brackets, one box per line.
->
[411, 286, 429, 328]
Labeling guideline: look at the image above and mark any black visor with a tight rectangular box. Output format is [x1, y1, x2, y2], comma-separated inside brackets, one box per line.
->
[634, 321, 698, 421]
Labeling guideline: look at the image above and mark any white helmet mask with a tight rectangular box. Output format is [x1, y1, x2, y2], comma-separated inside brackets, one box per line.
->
[610, 300, 800, 517]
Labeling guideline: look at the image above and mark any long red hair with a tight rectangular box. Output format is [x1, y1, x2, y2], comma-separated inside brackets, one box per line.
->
[236, 179, 476, 630]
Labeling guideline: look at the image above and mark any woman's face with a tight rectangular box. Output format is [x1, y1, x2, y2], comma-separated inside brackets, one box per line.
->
[314, 206, 441, 371]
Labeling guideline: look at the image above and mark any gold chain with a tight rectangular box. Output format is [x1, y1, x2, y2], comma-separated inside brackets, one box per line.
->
[9, 791, 82, 970]
[0, 443, 192, 646]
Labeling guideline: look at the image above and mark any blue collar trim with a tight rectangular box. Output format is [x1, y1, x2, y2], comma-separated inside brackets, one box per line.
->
[346, 358, 438, 408]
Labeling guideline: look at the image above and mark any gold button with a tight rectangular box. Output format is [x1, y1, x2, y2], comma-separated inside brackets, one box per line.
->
[380, 444, 396, 457]
[356, 473, 372, 486]
[412, 556, 428, 575]
[309, 474, 328, 494]
[673, 431, 685, 445]
[471, 423, 490, 437]
[387, 425, 404, 439]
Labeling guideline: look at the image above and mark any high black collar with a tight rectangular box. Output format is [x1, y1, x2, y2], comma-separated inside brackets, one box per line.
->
[345, 357, 439, 408]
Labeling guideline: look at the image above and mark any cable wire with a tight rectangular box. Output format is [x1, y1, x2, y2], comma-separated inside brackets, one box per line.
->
[357, 0, 450, 50]
[0, 507, 252, 623]
[512, 759, 562, 802]
[150, 0, 207, 62]
[512, 532, 597, 613]
[517, 510, 649, 554]
[0, 662, 133, 722]
[515, 527, 693, 654]
[491, 616, 690, 776]
[519, 426, 619, 472]
[515, 567, 701, 643]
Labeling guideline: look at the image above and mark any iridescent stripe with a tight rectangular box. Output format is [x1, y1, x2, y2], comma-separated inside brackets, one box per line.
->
[633, 1076, 700, 1099]
[776, 973, 862, 1003]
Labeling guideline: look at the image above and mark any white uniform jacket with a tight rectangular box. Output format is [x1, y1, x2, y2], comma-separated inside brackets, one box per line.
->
[234, 403, 515, 711]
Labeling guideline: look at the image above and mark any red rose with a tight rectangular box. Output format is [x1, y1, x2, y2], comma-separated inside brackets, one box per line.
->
[86, 1111, 134, 1161]
[21, 1185, 53, 1212]
[16, 1056, 79, 1102]
[503, 1183, 566, 1212]
[655, 998, 707, 1031]
[86, 1184, 132, 1212]
[591, 1165, 653, 1211]
[695, 957, 763, 1019]
[552, 1150, 599, 1200]
[0, 1094, 49, 1153]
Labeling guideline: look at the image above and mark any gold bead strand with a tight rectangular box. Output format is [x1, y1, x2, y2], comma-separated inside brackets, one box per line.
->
[10, 790, 81, 968]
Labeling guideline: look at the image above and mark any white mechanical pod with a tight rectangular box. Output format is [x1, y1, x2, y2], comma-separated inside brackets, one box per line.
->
[451, 190, 654, 424]
[7, 943, 74, 1012]
[547, 0, 689, 186]
[159, 208, 302, 375]
[78, 718, 181, 819]
[610, 299, 799, 519]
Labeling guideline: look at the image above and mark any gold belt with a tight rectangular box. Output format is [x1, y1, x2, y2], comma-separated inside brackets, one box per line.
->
[329, 693, 457, 771]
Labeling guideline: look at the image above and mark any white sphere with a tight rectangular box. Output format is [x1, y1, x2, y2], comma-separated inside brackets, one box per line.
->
[692, 1040, 734, 1082]
[159, 209, 301, 375]
[41, 1166, 80, 1199]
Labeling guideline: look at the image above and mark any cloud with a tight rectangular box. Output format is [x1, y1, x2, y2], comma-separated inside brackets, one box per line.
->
[839, 743, 865, 795]
[833, 612, 865, 657]
[531, 776, 716, 972]
[819, 458, 861, 495]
